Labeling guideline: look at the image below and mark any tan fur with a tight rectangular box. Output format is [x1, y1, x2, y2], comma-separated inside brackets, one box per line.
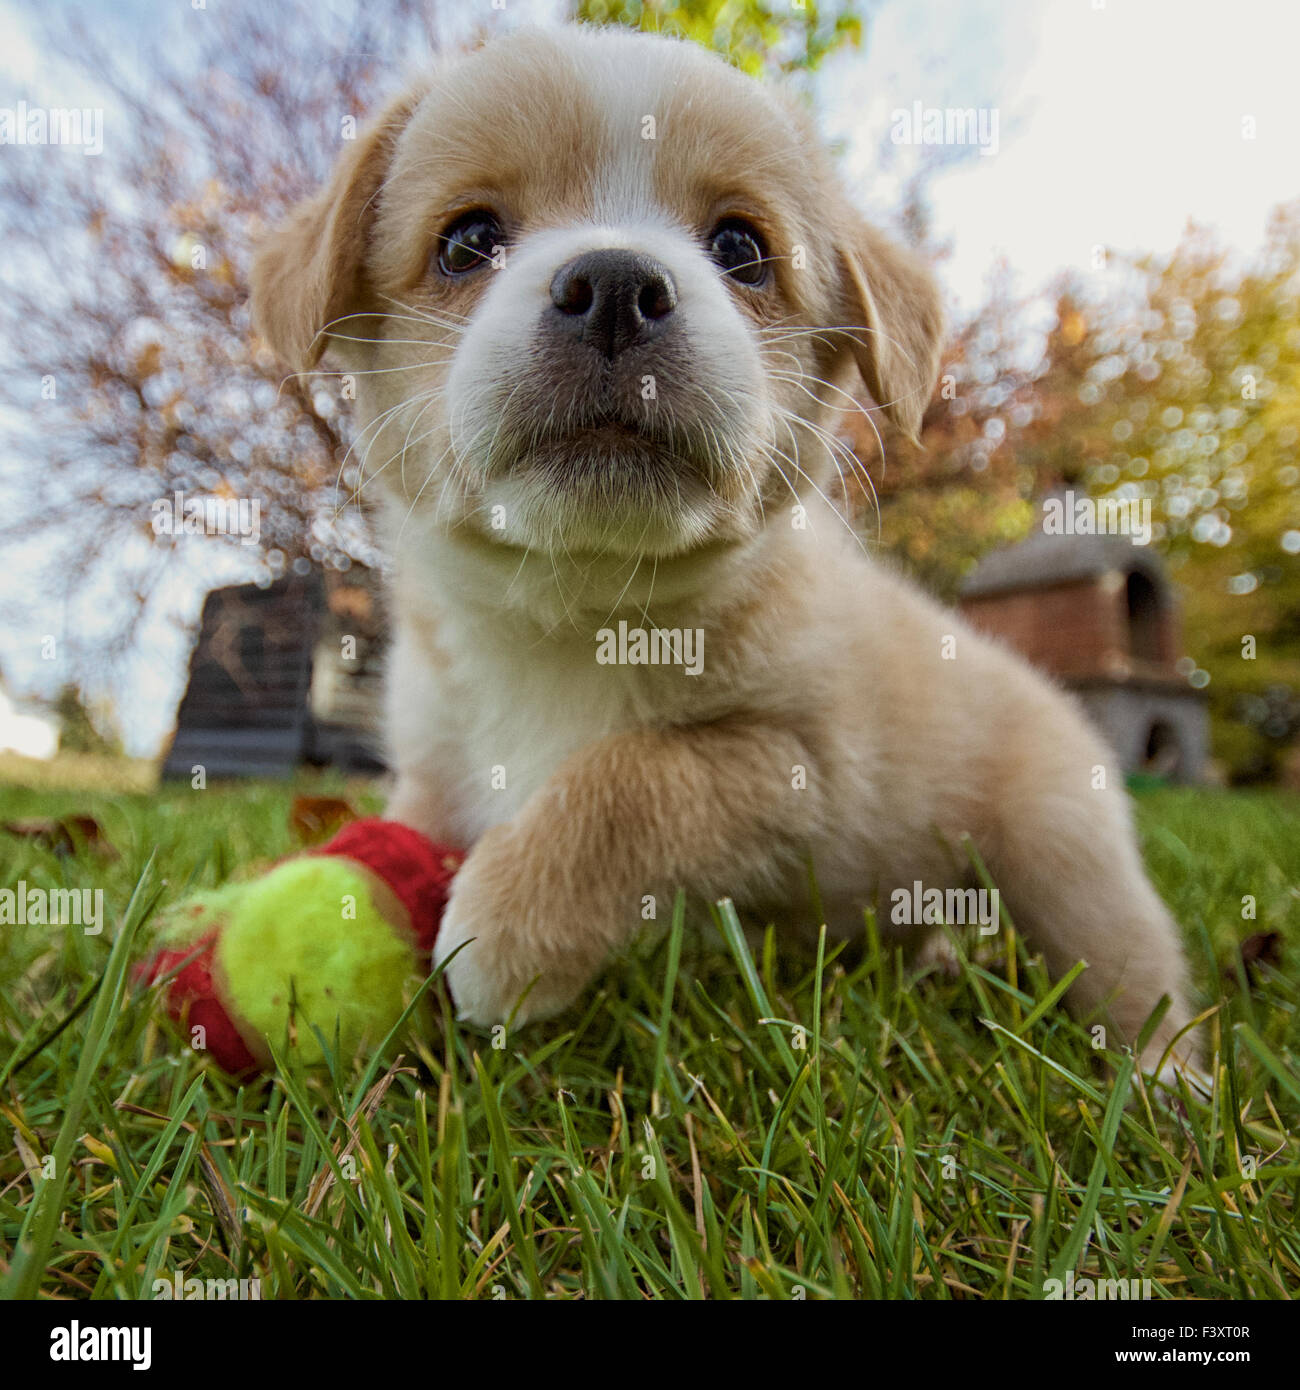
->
[252, 84, 428, 370]
[250, 26, 1199, 1080]
[839, 223, 946, 442]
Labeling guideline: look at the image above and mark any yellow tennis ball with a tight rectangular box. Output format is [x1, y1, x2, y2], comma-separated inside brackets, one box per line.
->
[215, 857, 421, 1067]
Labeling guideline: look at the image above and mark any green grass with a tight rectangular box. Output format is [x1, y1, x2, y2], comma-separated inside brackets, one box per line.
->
[1, 776, 1298, 1300]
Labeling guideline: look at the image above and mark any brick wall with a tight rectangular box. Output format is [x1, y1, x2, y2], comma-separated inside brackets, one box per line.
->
[960, 579, 1126, 679]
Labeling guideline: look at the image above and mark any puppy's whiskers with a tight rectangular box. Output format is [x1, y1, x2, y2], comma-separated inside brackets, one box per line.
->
[375, 293, 474, 334]
[333, 388, 442, 513]
[349, 397, 447, 512]
[763, 411, 871, 555]
[757, 322, 928, 419]
[764, 369, 882, 511]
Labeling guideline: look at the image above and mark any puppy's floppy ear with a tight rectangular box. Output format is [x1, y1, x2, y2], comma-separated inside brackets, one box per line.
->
[250, 85, 425, 372]
[837, 218, 945, 444]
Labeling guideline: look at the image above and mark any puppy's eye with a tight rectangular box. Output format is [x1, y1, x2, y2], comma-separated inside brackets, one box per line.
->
[708, 220, 768, 285]
[436, 211, 504, 276]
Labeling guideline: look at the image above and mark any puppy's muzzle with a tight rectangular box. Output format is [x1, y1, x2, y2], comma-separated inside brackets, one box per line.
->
[548, 249, 678, 360]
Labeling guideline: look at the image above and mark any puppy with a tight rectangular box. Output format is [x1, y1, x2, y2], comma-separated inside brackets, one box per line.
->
[252, 26, 1198, 1076]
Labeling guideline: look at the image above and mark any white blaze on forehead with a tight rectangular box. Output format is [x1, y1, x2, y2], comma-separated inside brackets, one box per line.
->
[566, 29, 703, 228]
[441, 38, 750, 350]
[414, 28, 779, 559]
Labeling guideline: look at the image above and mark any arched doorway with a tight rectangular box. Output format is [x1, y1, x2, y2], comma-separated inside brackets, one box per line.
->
[1126, 570, 1163, 663]
[1142, 719, 1182, 778]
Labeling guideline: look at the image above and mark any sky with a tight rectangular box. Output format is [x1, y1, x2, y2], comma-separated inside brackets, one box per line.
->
[1, 0, 1298, 756]
[821, 0, 1300, 309]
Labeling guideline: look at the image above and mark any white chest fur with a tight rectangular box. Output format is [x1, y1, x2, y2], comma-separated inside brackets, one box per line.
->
[383, 535, 655, 840]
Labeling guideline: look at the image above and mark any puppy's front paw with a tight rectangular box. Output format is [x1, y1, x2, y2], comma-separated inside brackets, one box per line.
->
[1135, 1025, 1212, 1104]
[432, 824, 596, 1028]
[434, 879, 537, 1028]
[1150, 1054, 1214, 1103]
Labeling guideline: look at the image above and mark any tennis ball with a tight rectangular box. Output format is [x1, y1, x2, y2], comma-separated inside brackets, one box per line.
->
[218, 856, 419, 1067]
[136, 820, 464, 1075]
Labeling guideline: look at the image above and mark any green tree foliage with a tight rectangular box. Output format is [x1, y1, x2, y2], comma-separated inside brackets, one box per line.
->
[53, 684, 122, 757]
[866, 206, 1300, 782]
[574, 0, 867, 76]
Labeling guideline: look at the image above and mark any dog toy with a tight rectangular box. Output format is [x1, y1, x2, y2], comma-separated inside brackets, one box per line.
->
[135, 820, 464, 1075]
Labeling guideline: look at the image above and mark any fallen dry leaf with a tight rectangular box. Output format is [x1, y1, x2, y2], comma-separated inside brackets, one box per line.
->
[288, 794, 359, 845]
[1236, 931, 1283, 986]
[3, 815, 118, 859]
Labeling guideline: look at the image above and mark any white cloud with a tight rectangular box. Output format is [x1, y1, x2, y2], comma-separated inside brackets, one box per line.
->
[824, 0, 1300, 310]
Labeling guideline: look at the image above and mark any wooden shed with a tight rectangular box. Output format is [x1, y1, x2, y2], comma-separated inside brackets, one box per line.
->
[162, 567, 387, 779]
[959, 523, 1208, 781]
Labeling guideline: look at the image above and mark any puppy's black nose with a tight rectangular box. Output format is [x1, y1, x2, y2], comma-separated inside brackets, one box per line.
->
[549, 250, 677, 359]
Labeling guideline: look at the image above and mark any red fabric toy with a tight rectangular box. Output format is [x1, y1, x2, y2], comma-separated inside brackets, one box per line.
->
[135, 819, 464, 1075]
